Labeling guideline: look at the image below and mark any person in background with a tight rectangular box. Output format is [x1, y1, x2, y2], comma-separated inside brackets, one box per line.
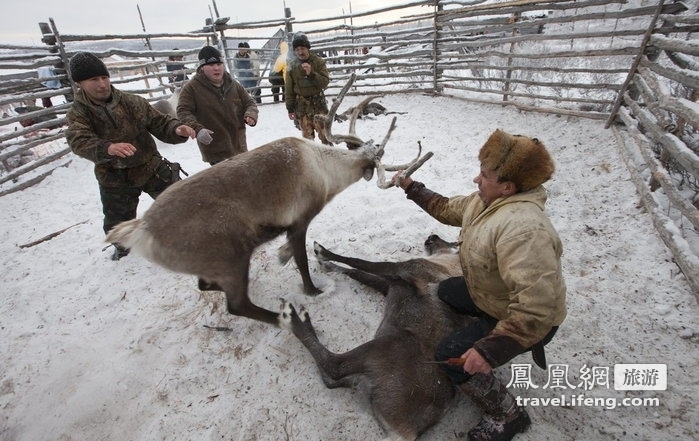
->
[166, 49, 188, 90]
[234, 42, 261, 103]
[392, 129, 567, 441]
[38, 65, 60, 108]
[285, 33, 332, 145]
[65, 52, 196, 261]
[269, 41, 288, 103]
[177, 45, 258, 166]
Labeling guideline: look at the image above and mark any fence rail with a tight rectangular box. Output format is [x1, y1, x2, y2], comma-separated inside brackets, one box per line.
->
[1, 0, 698, 294]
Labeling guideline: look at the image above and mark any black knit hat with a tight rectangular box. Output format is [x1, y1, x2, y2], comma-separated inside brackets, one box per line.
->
[198, 45, 223, 67]
[238, 42, 250, 48]
[292, 34, 311, 50]
[69, 52, 110, 82]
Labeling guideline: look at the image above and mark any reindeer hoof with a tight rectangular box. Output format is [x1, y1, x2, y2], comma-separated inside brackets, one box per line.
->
[278, 299, 309, 330]
[279, 299, 294, 328]
[304, 285, 323, 296]
[313, 241, 329, 261]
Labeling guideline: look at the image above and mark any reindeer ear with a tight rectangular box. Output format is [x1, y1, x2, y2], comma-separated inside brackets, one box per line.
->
[363, 167, 375, 181]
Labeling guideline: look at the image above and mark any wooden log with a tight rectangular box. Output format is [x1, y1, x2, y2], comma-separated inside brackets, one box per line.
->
[616, 107, 699, 231]
[612, 124, 699, 298]
[623, 92, 699, 180]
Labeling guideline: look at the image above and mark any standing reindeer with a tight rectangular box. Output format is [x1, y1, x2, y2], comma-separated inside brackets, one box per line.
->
[106, 74, 432, 325]
[280, 234, 472, 441]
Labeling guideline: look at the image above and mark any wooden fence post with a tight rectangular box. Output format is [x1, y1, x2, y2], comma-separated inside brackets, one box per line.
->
[605, 0, 666, 128]
[432, 0, 443, 94]
[136, 4, 165, 96]
[285, 7, 293, 36]
[47, 18, 75, 103]
[39, 21, 73, 103]
[503, 12, 521, 103]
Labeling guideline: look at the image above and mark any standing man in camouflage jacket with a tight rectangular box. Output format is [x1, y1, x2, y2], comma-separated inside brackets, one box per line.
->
[65, 52, 196, 261]
[285, 34, 332, 145]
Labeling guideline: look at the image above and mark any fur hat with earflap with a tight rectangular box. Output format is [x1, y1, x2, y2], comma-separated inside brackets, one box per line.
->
[292, 34, 311, 50]
[69, 52, 110, 82]
[478, 129, 555, 192]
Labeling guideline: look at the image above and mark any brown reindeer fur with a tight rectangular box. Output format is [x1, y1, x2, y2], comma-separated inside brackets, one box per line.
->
[280, 235, 471, 441]
[106, 137, 379, 325]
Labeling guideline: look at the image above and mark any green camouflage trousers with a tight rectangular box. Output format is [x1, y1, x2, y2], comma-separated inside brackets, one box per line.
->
[295, 93, 331, 144]
[99, 159, 181, 234]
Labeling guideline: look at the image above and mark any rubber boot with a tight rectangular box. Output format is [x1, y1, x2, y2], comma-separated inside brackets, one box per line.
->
[111, 245, 130, 261]
[461, 373, 531, 441]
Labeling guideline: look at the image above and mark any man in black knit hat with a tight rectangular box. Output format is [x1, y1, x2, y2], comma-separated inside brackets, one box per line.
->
[65, 52, 196, 261]
[177, 45, 259, 166]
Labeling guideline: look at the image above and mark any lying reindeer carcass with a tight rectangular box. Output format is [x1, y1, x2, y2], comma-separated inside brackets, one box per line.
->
[106, 73, 432, 325]
[280, 234, 471, 441]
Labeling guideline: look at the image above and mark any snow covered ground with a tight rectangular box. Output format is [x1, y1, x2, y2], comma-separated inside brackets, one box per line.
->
[1, 94, 698, 441]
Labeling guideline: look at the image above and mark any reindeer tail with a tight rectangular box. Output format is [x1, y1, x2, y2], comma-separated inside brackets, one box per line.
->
[105, 219, 155, 258]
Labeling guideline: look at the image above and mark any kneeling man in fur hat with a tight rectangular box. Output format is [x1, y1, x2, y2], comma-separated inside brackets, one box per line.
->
[393, 129, 567, 441]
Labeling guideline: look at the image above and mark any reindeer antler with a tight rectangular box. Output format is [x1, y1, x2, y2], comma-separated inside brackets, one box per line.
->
[324, 73, 365, 148]
[324, 73, 389, 149]
[375, 141, 434, 189]
[324, 73, 433, 187]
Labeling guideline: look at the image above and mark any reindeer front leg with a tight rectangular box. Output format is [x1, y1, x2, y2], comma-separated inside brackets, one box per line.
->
[287, 223, 322, 295]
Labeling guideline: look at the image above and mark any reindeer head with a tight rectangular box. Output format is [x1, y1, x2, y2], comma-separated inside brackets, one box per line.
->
[322, 73, 433, 187]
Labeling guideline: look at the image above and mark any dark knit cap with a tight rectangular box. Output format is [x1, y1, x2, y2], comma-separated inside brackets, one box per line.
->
[69, 52, 110, 82]
[292, 34, 311, 50]
[238, 42, 250, 48]
[198, 45, 223, 67]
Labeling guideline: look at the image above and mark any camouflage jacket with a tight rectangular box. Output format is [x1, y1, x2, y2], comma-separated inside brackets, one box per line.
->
[284, 53, 330, 117]
[406, 182, 567, 368]
[177, 71, 259, 163]
[66, 86, 188, 187]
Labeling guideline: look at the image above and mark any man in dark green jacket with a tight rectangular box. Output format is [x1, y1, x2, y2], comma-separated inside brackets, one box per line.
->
[285, 34, 332, 145]
[65, 52, 196, 260]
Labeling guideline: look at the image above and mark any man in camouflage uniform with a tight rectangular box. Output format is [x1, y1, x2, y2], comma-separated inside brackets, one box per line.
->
[65, 52, 196, 260]
[285, 34, 332, 145]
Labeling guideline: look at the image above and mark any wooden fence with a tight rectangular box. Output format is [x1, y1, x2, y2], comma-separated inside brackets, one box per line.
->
[610, 3, 699, 295]
[1, 0, 698, 293]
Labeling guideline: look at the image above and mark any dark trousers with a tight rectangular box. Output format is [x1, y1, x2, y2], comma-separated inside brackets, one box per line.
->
[269, 71, 284, 102]
[99, 165, 175, 235]
[434, 276, 557, 384]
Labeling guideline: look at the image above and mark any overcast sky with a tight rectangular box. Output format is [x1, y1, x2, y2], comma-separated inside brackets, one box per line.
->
[1, 0, 415, 44]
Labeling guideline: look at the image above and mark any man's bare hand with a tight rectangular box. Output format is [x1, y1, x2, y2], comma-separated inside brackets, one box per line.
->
[461, 348, 492, 375]
[301, 62, 312, 76]
[176, 125, 196, 138]
[390, 171, 413, 190]
[107, 142, 137, 158]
